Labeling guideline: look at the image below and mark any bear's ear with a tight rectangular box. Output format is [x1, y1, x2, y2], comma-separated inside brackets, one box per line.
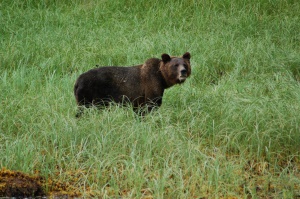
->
[161, 53, 171, 63]
[182, 52, 191, 60]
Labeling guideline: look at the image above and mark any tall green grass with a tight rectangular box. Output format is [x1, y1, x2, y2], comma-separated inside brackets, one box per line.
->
[1, 0, 300, 198]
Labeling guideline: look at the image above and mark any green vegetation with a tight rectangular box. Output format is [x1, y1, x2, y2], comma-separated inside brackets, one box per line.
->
[1, 0, 299, 198]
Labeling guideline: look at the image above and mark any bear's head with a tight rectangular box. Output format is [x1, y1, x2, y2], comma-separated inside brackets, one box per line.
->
[160, 52, 191, 87]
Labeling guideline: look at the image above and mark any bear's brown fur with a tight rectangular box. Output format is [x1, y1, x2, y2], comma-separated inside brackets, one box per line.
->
[74, 52, 191, 117]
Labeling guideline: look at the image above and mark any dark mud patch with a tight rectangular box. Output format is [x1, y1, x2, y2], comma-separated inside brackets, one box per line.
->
[0, 168, 86, 198]
[0, 168, 45, 197]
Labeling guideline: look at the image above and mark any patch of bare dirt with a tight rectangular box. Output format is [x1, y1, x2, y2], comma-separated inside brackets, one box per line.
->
[0, 168, 88, 198]
[0, 168, 45, 197]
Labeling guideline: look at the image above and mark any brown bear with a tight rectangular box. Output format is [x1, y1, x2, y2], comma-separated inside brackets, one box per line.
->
[74, 52, 191, 117]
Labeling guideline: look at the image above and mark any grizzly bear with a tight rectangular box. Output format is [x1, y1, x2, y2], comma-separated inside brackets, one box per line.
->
[74, 52, 191, 117]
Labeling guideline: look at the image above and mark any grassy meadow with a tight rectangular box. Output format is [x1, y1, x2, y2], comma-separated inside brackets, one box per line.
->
[1, 0, 300, 198]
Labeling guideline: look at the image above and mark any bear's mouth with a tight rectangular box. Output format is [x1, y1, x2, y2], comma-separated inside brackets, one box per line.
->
[178, 76, 187, 83]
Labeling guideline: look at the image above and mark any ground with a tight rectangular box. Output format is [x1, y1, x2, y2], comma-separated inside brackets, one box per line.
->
[0, 168, 85, 198]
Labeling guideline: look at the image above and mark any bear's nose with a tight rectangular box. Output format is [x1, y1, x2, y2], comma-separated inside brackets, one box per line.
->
[181, 69, 187, 76]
